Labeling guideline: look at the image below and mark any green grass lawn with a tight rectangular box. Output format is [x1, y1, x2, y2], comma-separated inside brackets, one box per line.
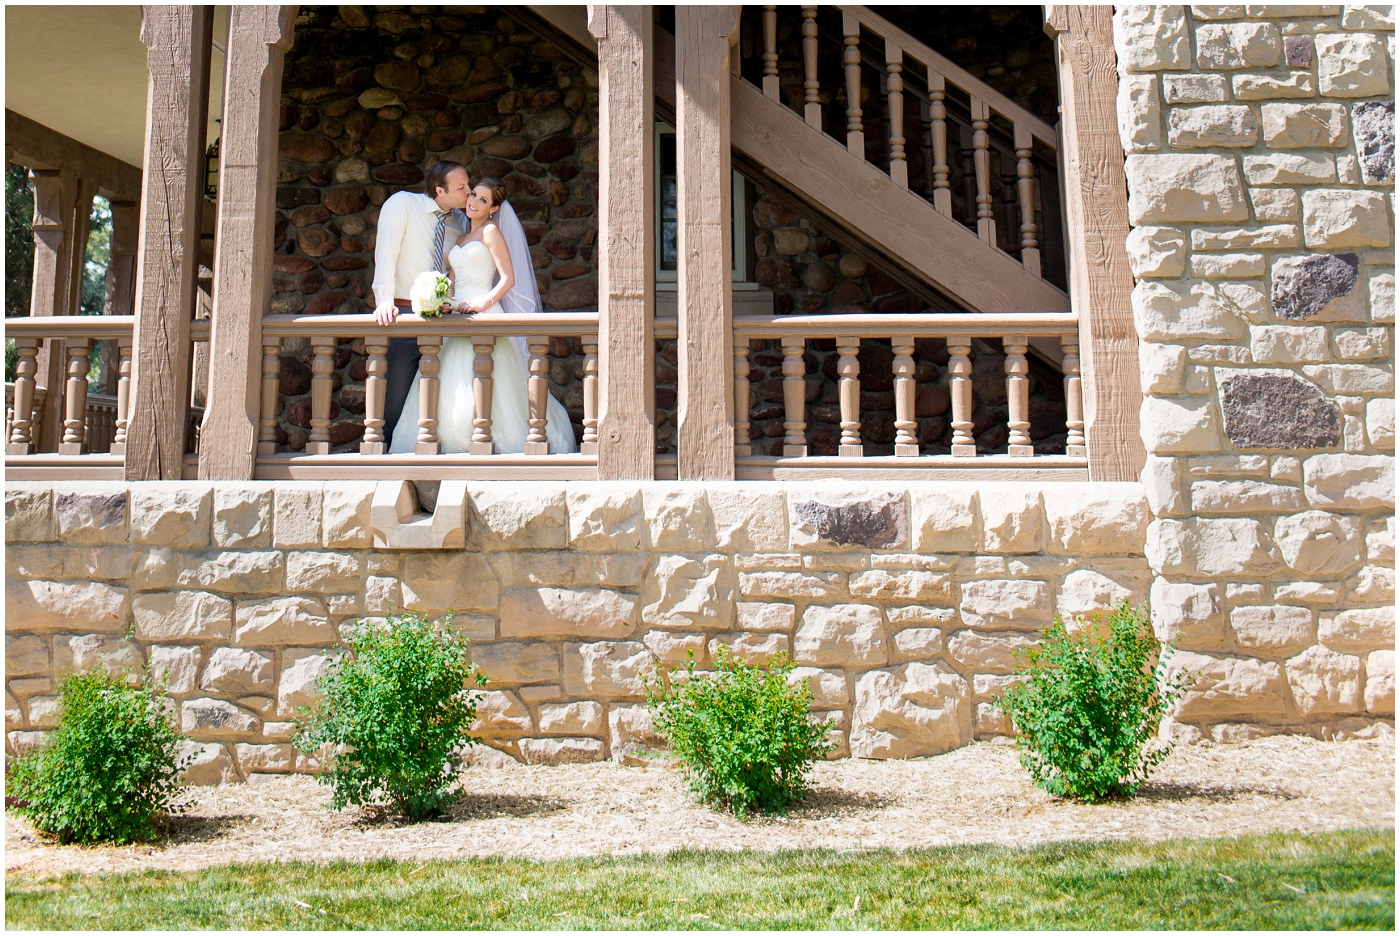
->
[5, 828, 1393, 930]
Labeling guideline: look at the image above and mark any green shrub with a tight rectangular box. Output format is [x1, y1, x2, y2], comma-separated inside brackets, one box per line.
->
[293, 611, 487, 821]
[646, 646, 833, 819]
[995, 601, 1190, 802]
[9, 667, 192, 844]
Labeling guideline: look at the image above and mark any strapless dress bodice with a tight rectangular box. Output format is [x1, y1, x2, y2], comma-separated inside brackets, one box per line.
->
[448, 240, 495, 293]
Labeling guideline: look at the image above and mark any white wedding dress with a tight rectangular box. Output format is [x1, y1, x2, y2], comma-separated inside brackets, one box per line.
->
[388, 240, 577, 455]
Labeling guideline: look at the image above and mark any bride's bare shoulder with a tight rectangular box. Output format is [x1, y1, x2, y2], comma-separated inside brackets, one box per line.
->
[480, 221, 505, 245]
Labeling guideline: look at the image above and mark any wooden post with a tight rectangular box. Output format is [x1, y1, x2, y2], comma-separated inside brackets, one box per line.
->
[101, 200, 140, 394]
[469, 335, 495, 454]
[802, 6, 821, 129]
[948, 339, 975, 456]
[58, 338, 92, 455]
[1004, 335, 1033, 457]
[126, 5, 213, 480]
[581, 333, 599, 454]
[110, 337, 134, 455]
[525, 338, 550, 455]
[588, 5, 655, 480]
[6, 340, 40, 455]
[306, 336, 335, 455]
[885, 41, 907, 189]
[63, 178, 99, 319]
[761, 6, 779, 101]
[200, 5, 296, 479]
[781, 335, 807, 457]
[842, 11, 864, 158]
[1045, 5, 1144, 481]
[415, 335, 441, 455]
[733, 338, 752, 458]
[971, 98, 995, 247]
[361, 335, 389, 454]
[675, 4, 741, 480]
[27, 170, 74, 453]
[836, 336, 862, 457]
[1015, 124, 1041, 278]
[893, 339, 917, 456]
[1062, 333, 1087, 457]
[928, 74, 950, 216]
[257, 340, 280, 455]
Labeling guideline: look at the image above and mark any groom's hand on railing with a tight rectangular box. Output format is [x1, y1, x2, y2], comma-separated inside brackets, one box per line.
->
[373, 303, 399, 326]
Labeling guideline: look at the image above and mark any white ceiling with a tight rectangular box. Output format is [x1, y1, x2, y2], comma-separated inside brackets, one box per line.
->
[6, 5, 227, 169]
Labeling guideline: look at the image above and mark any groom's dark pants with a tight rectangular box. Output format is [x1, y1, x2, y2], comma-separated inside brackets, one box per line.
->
[383, 336, 421, 443]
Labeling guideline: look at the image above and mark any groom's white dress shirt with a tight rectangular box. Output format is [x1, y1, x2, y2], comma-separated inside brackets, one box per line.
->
[371, 191, 468, 308]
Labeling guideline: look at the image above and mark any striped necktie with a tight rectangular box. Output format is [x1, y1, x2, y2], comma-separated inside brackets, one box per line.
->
[432, 209, 449, 273]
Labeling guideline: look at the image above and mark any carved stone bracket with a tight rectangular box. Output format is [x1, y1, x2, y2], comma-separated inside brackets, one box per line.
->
[370, 480, 467, 549]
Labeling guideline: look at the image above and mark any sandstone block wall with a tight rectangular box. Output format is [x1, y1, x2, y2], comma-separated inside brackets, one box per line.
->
[1115, 4, 1395, 742]
[7, 479, 1151, 782]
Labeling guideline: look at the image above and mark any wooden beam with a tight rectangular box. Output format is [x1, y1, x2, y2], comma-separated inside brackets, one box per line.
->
[676, 6, 741, 480]
[26, 170, 79, 452]
[5, 109, 143, 201]
[588, 5, 655, 480]
[126, 5, 213, 481]
[1044, 6, 1144, 482]
[199, 5, 296, 481]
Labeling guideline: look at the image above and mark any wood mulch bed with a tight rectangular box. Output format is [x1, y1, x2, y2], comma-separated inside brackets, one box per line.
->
[5, 735, 1393, 880]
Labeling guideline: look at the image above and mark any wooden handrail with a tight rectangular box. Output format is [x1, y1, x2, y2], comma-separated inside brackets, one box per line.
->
[259, 311, 598, 339]
[4, 315, 135, 339]
[834, 5, 1058, 149]
[731, 311, 1076, 339]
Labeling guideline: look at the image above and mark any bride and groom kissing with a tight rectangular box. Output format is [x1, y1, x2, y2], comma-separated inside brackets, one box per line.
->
[371, 159, 576, 456]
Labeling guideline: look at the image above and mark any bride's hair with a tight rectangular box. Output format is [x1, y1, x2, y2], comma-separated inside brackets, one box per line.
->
[476, 178, 507, 213]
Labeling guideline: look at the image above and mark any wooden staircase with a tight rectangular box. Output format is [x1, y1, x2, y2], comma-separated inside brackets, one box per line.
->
[524, 4, 1071, 317]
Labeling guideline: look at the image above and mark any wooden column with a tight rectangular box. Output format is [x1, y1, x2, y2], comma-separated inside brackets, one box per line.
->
[761, 6, 779, 100]
[415, 335, 441, 455]
[101, 200, 140, 394]
[525, 338, 550, 455]
[781, 335, 807, 457]
[126, 5, 214, 480]
[675, 5, 740, 480]
[802, 6, 821, 129]
[948, 339, 975, 457]
[361, 336, 390, 454]
[58, 338, 92, 455]
[588, 5, 655, 480]
[306, 336, 336, 455]
[469, 335, 495, 454]
[884, 41, 907, 189]
[27, 170, 76, 453]
[892, 339, 917, 456]
[836, 336, 862, 457]
[928, 74, 951, 216]
[199, 5, 296, 480]
[1004, 335, 1033, 457]
[1045, 6, 1143, 481]
[842, 12, 864, 157]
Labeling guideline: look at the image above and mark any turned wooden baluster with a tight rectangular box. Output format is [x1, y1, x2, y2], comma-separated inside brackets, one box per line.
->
[1015, 125, 1041, 278]
[306, 336, 336, 455]
[972, 98, 995, 246]
[928, 72, 951, 215]
[1062, 334, 1086, 457]
[802, 6, 821, 129]
[57, 337, 92, 455]
[469, 335, 495, 454]
[842, 11, 864, 157]
[836, 336, 862, 456]
[256, 340, 280, 456]
[893, 339, 917, 456]
[949, 339, 975, 457]
[761, 6, 779, 101]
[581, 333, 599, 454]
[415, 335, 442, 455]
[524, 338, 549, 455]
[959, 125, 977, 229]
[1004, 335, 1033, 457]
[781, 335, 807, 457]
[360, 336, 389, 455]
[7, 338, 40, 455]
[733, 337, 752, 458]
[885, 41, 907, 189]
[111, 336, 134, 456]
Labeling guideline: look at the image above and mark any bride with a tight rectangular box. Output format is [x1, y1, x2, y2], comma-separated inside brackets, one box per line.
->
[389, 179, 577, 455]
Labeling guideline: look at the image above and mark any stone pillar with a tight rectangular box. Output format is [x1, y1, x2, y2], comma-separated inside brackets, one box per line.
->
[101, 199, 140, 394]
[199, 5, 296, 481]
[588, 5, 655, 480]
[126, 5, 213, 480]
[675, 5, 741, 480]
[1044, 6, 1144, 482]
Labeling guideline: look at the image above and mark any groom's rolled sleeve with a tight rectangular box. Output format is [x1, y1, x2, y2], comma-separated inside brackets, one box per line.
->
[372, 196, 409, 309]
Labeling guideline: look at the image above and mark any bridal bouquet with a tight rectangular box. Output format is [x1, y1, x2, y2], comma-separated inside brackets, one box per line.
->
[409, 271, 452, 317]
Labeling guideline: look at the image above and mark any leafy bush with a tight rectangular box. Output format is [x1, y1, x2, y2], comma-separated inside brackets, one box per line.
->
[293, 611, 487, 821]
[646, 646, 833, 818]
[9, 667, 192, 844]
[995, 601, 1189, 802]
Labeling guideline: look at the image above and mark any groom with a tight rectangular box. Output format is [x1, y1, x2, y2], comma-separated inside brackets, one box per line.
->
[372, 160, 472, 443]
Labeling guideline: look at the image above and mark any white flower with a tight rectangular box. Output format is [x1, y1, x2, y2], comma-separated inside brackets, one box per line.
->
[410, 271, 451, 316]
